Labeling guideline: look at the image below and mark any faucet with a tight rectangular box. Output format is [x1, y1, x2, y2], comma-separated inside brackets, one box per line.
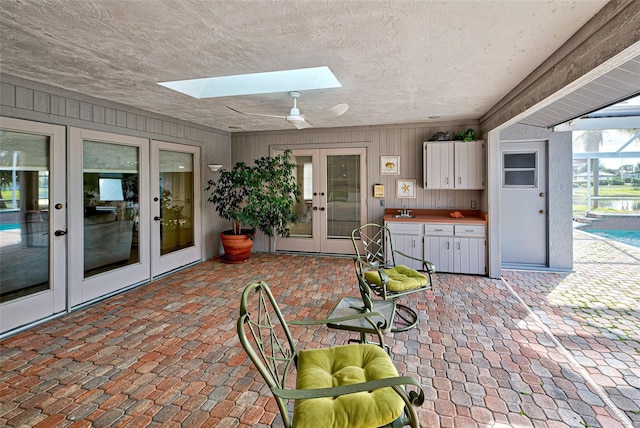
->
[397, 205, 413, 217]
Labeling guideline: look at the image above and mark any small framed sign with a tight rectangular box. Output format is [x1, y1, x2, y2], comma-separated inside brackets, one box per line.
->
[380, 155, 400, 175]
[396, 179, 416, 198]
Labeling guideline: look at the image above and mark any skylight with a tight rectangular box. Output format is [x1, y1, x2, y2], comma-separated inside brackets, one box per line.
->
[158, 66, 342, 99]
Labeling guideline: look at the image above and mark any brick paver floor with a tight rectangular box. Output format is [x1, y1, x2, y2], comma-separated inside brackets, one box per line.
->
[0, 229, 637, 427]
[503, 229, 640, 427]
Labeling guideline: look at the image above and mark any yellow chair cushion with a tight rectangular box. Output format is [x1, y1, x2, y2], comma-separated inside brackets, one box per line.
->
[294, 343, 404, 428]
[364, 265, 428, 292]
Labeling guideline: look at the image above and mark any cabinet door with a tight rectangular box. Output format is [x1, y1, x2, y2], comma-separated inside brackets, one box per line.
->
[393, 234, 422, 270]
[454, 237, 485, 274]
[423, 142, 453, 189]
[425, 236, 453, 273]
[454, 140, 484, 189]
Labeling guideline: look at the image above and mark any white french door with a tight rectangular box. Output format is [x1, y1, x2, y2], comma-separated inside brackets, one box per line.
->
[275, 147, 367, 254]
[0, 118, 66, 333]
[150, 141, 201, 277]
[68, 128, 150, 307]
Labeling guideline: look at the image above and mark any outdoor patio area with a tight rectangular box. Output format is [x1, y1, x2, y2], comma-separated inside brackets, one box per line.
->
[0, 229, 638, 427]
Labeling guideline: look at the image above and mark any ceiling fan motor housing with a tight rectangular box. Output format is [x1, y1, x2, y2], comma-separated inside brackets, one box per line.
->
[287, 107, 304, 123]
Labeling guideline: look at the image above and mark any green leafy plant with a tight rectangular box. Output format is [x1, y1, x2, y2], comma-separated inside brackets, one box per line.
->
[205, 149, 300, 238]
[453, 128, 476, 142]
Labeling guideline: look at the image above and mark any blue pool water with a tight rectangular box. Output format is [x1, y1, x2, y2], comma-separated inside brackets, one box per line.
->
[585, 229, 640, 249]
[0, 223, 20, 231]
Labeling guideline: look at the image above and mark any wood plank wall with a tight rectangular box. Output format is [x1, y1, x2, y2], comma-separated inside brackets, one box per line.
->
[232, 122, 483, 252]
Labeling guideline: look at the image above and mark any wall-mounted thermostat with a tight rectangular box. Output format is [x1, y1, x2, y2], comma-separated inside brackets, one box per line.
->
[373, 184, 385, 198]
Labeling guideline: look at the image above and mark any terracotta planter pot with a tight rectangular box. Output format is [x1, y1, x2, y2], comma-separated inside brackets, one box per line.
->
[220, 231, 254, 263]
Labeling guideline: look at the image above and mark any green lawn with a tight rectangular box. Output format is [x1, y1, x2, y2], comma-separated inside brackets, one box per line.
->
[573, 184, 640, 215]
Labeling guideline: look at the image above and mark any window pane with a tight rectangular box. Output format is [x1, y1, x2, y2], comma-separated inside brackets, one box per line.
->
[288, 155, 313, 238]
[159, 150, 194, 255]
[83, 141, 139, 277]
[504, 153, 536, 169]
[504, 170, 536, 187]
[0, 131, 50, 303]
[326, 154, 360, 238]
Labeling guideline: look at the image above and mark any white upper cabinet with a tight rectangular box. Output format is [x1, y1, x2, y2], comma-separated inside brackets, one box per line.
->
[423, 140, 485, 190]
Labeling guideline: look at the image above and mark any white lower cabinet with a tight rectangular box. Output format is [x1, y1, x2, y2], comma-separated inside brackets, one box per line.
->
[453, 237, 485, 274]
[424, 223, 486, 275]
[385, 221, 486, 275]
[385, 222, 423, 270]
[425, 235, 453, 273]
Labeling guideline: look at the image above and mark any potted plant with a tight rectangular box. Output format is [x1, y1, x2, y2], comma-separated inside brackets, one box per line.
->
[205, 149, 300, 263]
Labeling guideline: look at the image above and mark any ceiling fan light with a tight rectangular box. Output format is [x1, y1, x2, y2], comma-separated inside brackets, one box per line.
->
[286, 115, 305, 123]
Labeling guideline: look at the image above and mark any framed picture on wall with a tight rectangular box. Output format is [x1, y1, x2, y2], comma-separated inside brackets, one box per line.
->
[396, 179, 416, 198]
[380, 155, 400, 175]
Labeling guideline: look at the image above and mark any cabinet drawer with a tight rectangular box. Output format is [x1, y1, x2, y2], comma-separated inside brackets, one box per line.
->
[454, 224, 485, 237]
[424, 223, 454, 236]
[385, 222, 421, 235]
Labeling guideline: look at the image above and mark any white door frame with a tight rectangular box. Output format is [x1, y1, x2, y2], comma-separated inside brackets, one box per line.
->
[150, 140, 201, 277]
[275, 147, 367, 254]
[68, 128, 150, 308]
[0, 118, 66, 333]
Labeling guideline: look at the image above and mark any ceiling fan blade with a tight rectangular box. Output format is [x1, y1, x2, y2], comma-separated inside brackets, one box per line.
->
[305, 103, 349, 120]
[227, 106, 286, 119]
[293, 120, 312, 129]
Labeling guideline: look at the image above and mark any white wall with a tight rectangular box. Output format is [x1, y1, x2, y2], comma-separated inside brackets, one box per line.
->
[232, 122, 483, 252]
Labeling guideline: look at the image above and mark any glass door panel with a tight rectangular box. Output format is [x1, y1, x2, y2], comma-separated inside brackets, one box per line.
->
[82, 141, 140, 277]
[326, 154, 361, 239]
[69, 128, 150, 307]
[0, 118, 66, 334]
[0, 132, 50, 301]
[150, 141, 201, 277]
[159, 151, 194, 255]
[288, 155, 314, 238]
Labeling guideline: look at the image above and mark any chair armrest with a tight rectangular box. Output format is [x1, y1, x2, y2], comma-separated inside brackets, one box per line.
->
[355, 258, 391, 282]
[392, 249, 436, 273]
[272, 375, 425, 406]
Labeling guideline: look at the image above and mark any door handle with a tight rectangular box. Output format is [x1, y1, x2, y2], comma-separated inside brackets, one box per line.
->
[320, 207, 325, 211]
[154, 216, 162, 221]
[313, 206, 318, 210]
[539, 210, 546, 214]
[54, 230, 67, 236]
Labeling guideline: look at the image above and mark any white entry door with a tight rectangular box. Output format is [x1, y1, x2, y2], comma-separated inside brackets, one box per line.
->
[500, 141, 548, 266]
[68, 128, 150, 307]
[275, 147, 367, 254]
[150, 141, 201, 277]
[0, 118, 66, 333]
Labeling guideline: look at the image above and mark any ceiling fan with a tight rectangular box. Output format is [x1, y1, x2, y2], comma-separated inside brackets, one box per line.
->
[227, 91, 348, 129]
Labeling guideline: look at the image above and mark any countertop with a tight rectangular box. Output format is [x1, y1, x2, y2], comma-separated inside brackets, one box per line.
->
[383, 209, 487, 225]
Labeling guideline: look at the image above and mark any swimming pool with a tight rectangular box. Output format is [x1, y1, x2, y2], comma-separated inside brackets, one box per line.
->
[584, 229, 640, 249]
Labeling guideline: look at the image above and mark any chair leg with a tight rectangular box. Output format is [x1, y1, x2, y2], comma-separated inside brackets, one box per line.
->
[391, 303, 418, 332]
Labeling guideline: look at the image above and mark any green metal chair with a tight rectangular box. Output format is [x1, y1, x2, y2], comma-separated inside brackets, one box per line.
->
[237, 281, 425, 428]
[352, 223, 435, 332]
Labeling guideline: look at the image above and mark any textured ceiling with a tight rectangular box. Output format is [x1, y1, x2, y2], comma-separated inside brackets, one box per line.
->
[0, 0, 608, 133]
